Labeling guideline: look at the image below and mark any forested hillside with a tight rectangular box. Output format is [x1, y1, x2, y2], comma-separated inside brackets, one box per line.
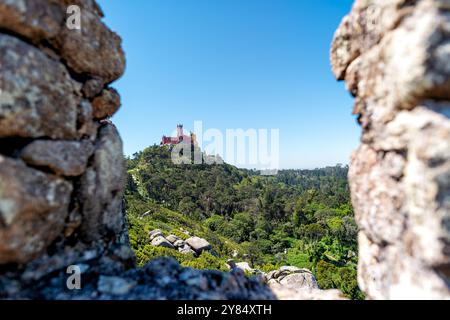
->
[125, 145, 363, 299]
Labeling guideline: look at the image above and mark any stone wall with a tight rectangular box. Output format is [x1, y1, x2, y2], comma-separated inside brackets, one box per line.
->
[331, 0, 450, 299]
[0, 0, 126, 264]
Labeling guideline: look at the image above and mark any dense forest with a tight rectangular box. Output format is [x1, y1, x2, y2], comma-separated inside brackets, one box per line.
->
[125, 145, 363, 299]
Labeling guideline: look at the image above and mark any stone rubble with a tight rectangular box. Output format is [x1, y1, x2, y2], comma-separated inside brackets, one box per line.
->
[151, 236, 175, 250]
[148, 229, 212, 256]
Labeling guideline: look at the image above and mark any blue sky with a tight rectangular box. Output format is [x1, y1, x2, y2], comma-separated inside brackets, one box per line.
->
[98, 0, 358, 169]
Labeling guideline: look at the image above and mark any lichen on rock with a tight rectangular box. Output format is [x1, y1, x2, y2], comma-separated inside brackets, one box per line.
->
[0, 0, 128, 296]
[0, 34, 79, 139]
[0, 156, 73, 264]
[331, 0, 450, 299]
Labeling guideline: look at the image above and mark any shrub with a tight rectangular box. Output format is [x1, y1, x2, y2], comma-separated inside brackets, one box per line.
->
[182, 252, 228, 272]
[326, 216, 343, 232]
[316, 260, 364, 300]
[286, 248, 312, 270]
[135, 245, 228, 272]
[205, 214, 227, 232]
[299, 223, 327, 240]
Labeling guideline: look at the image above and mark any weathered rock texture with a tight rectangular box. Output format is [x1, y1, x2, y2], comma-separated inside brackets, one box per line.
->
[0, 0, 132, 297]
[332, 0, 450, 299]
[0, 0, 127, 264]
[266, 266, 345, 300]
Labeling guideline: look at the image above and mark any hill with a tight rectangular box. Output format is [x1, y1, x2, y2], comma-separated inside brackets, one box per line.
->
[125, 145, 363, 299]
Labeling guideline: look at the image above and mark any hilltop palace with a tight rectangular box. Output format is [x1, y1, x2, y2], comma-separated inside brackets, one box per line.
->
[161, 124, 197, 146]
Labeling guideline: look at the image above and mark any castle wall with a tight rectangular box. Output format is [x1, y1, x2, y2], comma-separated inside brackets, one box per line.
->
[331, 0, 450, 299]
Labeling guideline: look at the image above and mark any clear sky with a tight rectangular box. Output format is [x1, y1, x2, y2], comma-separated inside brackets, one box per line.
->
[98, 0, 358, 169]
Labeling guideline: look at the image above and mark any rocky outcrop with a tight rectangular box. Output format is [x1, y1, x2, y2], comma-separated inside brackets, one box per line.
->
[151, 236, 175, 249]
[331, 0, 450, 299]
[148, 230, 212, 256]
[227, 260, 264, 277]
[266, 266, 319, 290]
[223, 261, 346, 300]
[165, 234, 180, 244]
[265, 266, 345, 300]
[235, 262, 257, 274]
[149, 229, 164, 240]
[185, 236, 212, 254]
[4, 257, 276, 300]
[270, 284, 346, 300]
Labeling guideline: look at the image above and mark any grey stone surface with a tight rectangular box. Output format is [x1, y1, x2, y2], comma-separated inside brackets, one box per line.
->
[77, 124, 125, 242]
[166, 234, 180, 244]
[185, 237, 212, 254]
[20, 140, 95, 176]
[0, 34, 79, 139]
[0, 156, 72, 264]
[151, 236, 175, 249]
[149, 229, 164, 241]
[331, 0, 450, 299]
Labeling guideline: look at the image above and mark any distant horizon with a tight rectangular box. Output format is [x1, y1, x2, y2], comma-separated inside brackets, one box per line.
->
[125, 139, 350, 171]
